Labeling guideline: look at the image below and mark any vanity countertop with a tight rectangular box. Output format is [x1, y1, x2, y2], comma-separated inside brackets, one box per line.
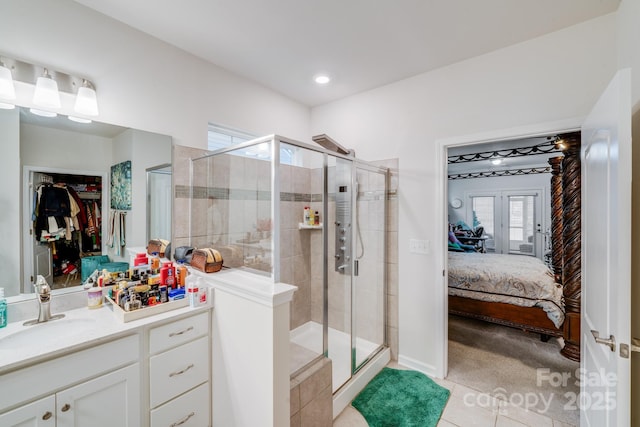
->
[0, 299, 211, 375]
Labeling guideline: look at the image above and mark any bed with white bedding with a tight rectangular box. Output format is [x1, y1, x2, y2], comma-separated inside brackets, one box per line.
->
[448, 252, 565, 338]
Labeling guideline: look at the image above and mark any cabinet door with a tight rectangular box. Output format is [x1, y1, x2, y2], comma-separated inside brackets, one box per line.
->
[0, 395, 55, 426]
[56, 364, 140, 427]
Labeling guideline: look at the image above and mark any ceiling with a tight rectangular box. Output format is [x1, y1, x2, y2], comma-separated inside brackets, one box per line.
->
[74, 0, 619, 107]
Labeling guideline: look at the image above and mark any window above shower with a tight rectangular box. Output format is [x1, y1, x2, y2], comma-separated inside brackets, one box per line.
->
[207, 123, 298, 165]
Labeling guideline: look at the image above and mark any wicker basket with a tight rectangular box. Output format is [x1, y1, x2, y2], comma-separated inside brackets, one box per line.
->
[191, 248, 223, 273]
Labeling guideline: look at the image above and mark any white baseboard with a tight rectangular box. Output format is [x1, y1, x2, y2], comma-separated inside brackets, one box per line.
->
[397, 354, 440, 378]
[332, 347, 391, 419]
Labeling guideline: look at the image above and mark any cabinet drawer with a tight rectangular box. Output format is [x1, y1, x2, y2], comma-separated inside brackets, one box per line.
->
[150, 336, 209, 408]
[150, 382, 210, 427]
[149, 312, 208, 355]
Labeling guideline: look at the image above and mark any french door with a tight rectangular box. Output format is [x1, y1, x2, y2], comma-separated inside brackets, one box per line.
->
[468, 189, 542, 257]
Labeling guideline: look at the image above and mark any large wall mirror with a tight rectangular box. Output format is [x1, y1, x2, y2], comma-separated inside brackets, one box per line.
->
[0, 107, 172, 298]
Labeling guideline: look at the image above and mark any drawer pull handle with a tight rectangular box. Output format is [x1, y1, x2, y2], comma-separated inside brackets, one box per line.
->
[61, 403, 71, 412]
[170, 411, 195, 426]
[169, 326, 194, 337]
[169, 363, 194, 377]
[42, 411, 53, 420]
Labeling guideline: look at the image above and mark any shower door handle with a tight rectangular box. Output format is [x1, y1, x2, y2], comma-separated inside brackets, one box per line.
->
[354, 260, 359, 276]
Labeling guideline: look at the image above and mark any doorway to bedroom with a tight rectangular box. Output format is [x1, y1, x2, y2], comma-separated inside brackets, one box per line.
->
[444, 131, 581, 426]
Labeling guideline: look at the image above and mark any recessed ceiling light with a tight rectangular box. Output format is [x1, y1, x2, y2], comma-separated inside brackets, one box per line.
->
[314, 74, 331, 85]
[491, 159, 502, 165]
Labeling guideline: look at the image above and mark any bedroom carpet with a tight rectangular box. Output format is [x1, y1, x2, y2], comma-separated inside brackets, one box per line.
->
[352, 367, 450, 427]
[447, 315, 579, 426]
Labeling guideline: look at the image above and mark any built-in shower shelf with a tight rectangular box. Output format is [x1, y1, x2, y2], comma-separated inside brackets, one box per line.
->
[298, 223, 323, 230]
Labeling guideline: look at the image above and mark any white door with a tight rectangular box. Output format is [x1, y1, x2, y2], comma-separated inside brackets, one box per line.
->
[581, 69, 631, 426]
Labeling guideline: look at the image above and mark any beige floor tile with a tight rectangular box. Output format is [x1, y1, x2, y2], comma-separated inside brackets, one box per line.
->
[552, 419, 577, 427]
[496, 415, 528, 427]
[332, 406, 367, 427]
[498, 402, 553, 427]
[437, 420, 459, 427]
[441, 394, 497, 427]
[431, 376, 457, 391]
[451, 384, 502, 412]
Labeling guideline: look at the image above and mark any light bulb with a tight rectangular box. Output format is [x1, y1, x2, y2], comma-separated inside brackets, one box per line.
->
[33, 69, 61, 109]
[0, 63, 16, 102]
[74, 80, 99, 116]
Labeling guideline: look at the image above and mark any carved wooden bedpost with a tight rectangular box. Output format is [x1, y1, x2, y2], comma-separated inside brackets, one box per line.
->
[559, 132, 581, 362]
[548, 156, 563, 283]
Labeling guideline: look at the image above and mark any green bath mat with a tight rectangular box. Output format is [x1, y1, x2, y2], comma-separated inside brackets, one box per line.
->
[352, 367, 450, 427]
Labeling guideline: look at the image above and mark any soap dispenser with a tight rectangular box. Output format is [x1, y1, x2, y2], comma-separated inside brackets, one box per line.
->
[0, 287, 7, 328]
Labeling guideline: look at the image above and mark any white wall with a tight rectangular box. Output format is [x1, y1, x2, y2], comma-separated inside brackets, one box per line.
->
[311, 14, 617, 376]
[21, 123, 113, 171]
[0, 0, 311, 148]
[0, 109, 21, 293]
[447, 173, 551, 230]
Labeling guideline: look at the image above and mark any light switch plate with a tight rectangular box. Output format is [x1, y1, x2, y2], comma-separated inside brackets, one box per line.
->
[409, 239, 430, 255]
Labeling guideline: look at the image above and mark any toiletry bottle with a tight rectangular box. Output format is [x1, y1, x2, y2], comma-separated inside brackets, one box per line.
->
[165, 268, 175, 289]
[0, 288, 6, 328]
[309, 209, 315, 226]
[197, 278, 208, 306]
[186, 275, 198, 308]
[314, 211, 320, 225]
[177, 262, 188, 287]
[303, 206, 310, 224]
[151, 252, 160, 269]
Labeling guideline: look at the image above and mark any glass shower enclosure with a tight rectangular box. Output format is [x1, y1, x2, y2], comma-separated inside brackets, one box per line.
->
[189, 135, 388, 392]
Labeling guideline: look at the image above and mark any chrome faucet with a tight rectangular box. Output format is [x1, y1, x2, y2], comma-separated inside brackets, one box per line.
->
[24, 276, 65, 326]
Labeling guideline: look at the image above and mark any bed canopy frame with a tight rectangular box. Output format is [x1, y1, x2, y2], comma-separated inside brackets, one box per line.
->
[448, 131, 581, 362]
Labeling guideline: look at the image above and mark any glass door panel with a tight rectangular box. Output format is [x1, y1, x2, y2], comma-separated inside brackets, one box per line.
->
[471, 196, 495, 252]
[326, 156, 353, 392]
[507, 195, 536, 256]
[352, 165, 386, 372]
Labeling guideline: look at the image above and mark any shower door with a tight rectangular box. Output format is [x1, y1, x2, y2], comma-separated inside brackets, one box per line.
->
[327, 158, 387, 392]
[352, 164, 386, 372]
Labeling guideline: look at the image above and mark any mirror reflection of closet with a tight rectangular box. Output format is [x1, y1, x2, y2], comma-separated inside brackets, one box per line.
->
[147, 164, 172, 243]
[29, 169, 105, 290]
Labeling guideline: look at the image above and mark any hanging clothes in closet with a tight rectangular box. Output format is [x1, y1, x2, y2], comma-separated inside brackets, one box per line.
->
[34, 183, 81, 242]
[107, 209, 127, 256]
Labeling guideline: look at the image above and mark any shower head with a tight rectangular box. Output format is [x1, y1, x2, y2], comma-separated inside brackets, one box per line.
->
[312, 134, 354, 156]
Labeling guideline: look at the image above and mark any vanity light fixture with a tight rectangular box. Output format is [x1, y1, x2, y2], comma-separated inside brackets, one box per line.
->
[0, 54, 99, 121]
[0, 59, 16, 109]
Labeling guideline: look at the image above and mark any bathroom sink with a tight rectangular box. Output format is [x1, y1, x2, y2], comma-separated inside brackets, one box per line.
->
[0, 317, 97, 350]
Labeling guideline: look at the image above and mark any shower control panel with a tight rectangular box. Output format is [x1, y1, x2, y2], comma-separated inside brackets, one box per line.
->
[335, 183, 352, 274]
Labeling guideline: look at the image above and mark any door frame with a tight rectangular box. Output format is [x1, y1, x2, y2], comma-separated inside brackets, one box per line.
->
[435, 117, 582, 378]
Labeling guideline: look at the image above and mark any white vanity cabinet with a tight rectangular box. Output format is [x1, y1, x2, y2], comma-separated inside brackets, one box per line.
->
[148, 311, 211, 427]
[0, 396, 55, 426]
[0, 335, 141, 427]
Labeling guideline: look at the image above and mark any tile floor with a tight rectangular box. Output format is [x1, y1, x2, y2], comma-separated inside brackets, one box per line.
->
[333, 362, 576, 427]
